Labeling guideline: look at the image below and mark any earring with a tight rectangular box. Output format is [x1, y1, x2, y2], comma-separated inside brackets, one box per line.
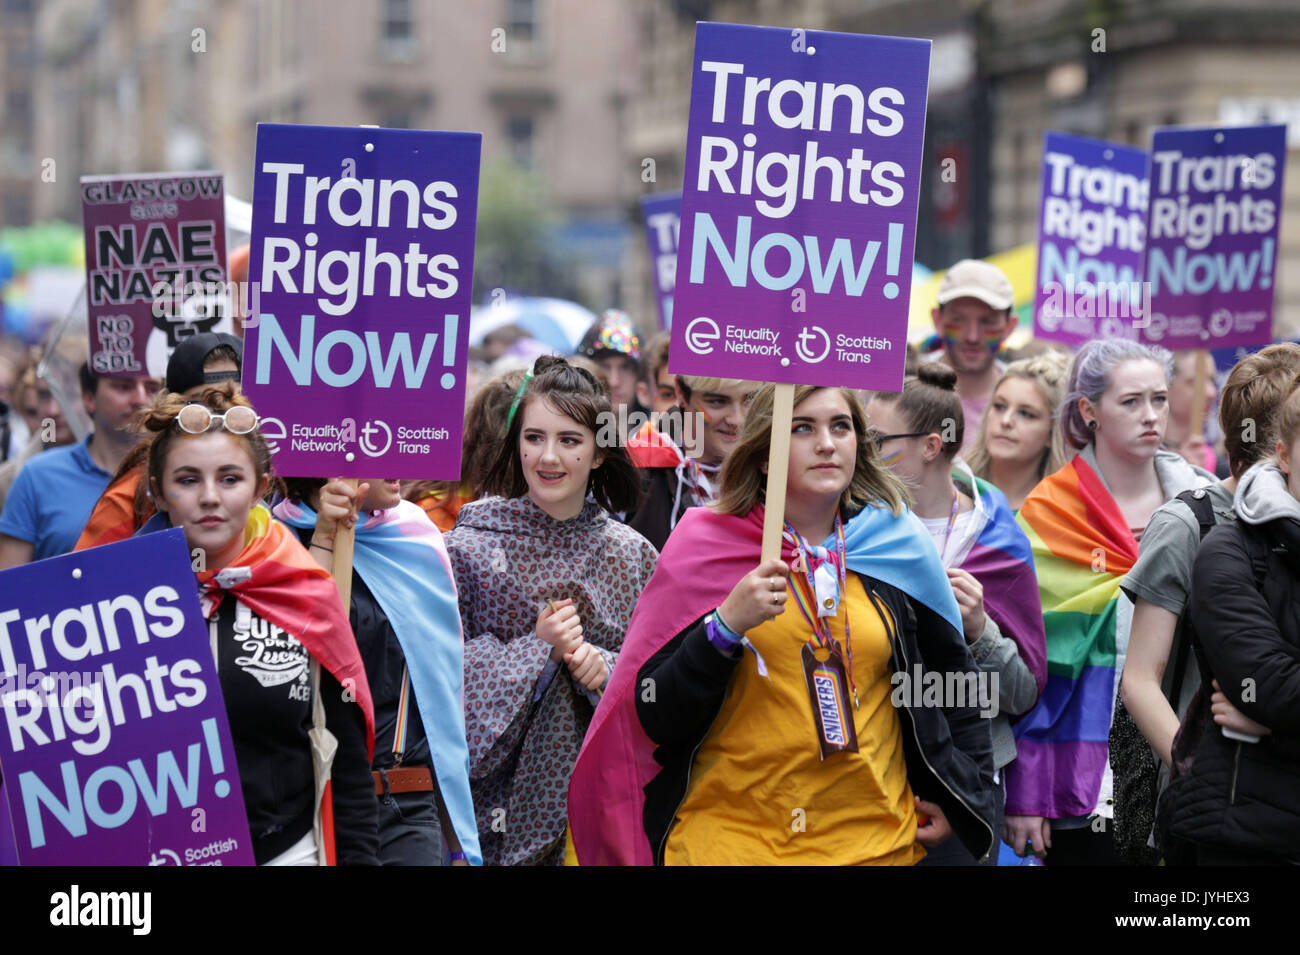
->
[1086, 420, 1097, 432]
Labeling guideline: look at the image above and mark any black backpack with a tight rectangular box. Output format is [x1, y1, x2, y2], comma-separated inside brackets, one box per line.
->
[1109, 487, 1218, 864]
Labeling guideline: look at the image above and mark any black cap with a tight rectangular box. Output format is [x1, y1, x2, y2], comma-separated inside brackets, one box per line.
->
[166, 332, 243, 393]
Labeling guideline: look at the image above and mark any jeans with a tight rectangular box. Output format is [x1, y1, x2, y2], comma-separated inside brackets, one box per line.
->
[376, 787, 445, 866]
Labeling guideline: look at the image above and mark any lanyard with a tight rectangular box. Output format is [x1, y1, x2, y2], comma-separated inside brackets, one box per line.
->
[784, 512, 857, 706]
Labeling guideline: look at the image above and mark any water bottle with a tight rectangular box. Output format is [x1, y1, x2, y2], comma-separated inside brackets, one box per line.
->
[1019, 841, 1045, 866]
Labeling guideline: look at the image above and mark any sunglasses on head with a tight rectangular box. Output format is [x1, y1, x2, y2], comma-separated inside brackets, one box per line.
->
[177, 403, 259, 435]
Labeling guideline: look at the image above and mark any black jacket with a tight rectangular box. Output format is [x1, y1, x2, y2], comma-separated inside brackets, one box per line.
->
[625, 466, 691, 553]
[1164, 512, 1300, 860]
[636, 574, 997, 864]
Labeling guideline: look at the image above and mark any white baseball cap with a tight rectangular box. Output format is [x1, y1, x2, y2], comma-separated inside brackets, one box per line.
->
[936, 259, 1015, 311]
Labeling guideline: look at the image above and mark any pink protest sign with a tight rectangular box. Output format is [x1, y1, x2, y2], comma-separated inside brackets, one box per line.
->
[80, 172, 230, 378]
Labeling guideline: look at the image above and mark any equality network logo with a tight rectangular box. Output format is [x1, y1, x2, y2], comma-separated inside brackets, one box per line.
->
[261, 416, 392, 458]
[684, 316, 720, 355]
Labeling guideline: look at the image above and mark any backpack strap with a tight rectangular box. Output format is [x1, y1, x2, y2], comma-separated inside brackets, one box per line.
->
[1165, 488, 1218, 706]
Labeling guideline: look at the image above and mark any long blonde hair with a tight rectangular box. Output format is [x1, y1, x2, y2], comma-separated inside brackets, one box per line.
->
[966, 352, 1070, 481]
[715, 384, 909, 518]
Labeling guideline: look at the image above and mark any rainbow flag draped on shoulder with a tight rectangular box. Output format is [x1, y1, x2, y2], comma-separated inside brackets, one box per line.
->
[1008, 453, 1139, 818]
[951, 467, 1047, 695]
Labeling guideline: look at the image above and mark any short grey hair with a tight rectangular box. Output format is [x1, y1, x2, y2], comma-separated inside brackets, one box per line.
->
[1060, 339, 1173, 450]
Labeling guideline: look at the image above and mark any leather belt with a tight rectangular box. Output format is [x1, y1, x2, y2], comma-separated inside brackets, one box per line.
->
[373, 766, 434, 795]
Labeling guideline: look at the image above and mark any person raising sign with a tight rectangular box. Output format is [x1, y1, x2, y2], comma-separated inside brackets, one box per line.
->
[444, 355, 655, 865]
[275, 477, 480, 866]
[138, 384, 378, 865]
[567, 384, 997, 865]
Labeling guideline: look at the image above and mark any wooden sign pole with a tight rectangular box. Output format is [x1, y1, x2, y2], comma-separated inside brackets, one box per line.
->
[1188, 349, 1211, 445]
[331, 478, 359, 608]
[761, 383, 796, 563]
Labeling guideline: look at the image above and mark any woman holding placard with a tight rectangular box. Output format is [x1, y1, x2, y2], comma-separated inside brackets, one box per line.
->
[275, 477, 480, 866]
[1003, 340, 1213, 865]
[444, 355, 655, 865]
[138, 383, 378, 865]
[566, 383, 997, 865]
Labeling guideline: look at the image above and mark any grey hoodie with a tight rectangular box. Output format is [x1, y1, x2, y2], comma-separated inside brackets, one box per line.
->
[1233, 461, 1300, 527]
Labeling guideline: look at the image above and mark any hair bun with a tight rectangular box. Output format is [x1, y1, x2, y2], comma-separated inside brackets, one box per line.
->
[916, 362, 958, 392]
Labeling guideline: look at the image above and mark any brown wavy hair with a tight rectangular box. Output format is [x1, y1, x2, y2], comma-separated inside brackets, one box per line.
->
[715, 384, 908, 518]
[480, 355, 641, 514]
[140, 382, 275, 501]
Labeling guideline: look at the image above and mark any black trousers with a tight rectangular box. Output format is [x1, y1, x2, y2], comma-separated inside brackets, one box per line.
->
[1044, 819, 1119, 866]
[376, 787, 445, 866]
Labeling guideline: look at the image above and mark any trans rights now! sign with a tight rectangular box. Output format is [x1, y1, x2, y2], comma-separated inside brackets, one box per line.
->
[0, 531, 252, 865]
[1141, 124, 1285, 350]
[641, 192, 682, 330]
[241, 124, 481, 479]
[668, 23, 929, 391]
[1033, 133, 1150, 346]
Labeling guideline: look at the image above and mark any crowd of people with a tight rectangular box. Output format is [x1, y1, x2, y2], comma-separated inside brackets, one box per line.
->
[1, 256, 1298, 867]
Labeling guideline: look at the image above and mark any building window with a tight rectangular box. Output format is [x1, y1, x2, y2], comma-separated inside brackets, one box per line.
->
[506, 115, 535, 166]
[380, 107, 413, 130]
[5, 191, 32, 227]
[503, 0, 544, 58]
[507, 0, 537, 43]
[381, 0, 417, 60]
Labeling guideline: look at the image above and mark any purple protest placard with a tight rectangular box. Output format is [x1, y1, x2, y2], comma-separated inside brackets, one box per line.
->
[241, 124, 481, 479]
[641, 192, 681, 330]
[1142, 125, 1285, 351]
[668, 23, 929, 390]
[0, 530, 253, 866]
[1034, 133, 1149, 346]
[81, 172, 231, 378]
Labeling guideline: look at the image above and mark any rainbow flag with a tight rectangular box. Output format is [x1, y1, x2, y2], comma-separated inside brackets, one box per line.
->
[1008, 454, 1138, 818]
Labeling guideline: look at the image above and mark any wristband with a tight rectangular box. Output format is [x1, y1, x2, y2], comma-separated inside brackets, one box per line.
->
[449, 850, 468, 862]
[310, 540, 334, 553]
[713, 610, 744, 641]
[706, 612, 742, 655]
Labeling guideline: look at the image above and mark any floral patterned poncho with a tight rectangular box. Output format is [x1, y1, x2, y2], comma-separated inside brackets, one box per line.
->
[444, 496, 658, 865]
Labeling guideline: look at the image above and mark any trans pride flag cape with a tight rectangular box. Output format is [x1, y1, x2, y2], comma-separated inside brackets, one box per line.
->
[950, 468, 1047, 696]
[566, 502, 960, 866]
[273, 498, 481, 866]
[1008, 454, 1138, 817]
